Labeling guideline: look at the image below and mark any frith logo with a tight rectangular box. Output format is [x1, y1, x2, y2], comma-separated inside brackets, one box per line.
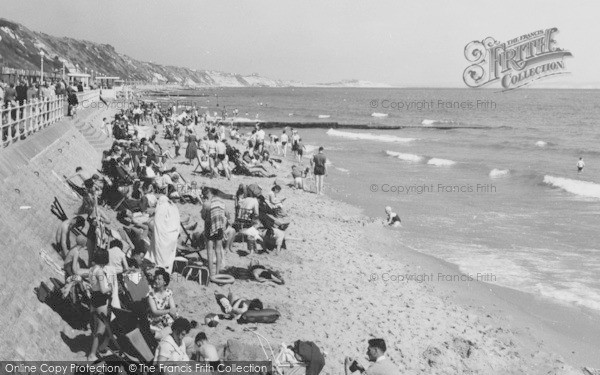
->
[463, 28, 572, 90]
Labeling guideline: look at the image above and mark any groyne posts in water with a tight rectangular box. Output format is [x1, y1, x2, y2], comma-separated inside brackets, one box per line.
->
[1, 96, 66, 149]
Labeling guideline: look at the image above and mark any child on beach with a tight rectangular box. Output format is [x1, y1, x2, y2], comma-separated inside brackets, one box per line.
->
[173, 132, 181, 158]
[296, 138, 306, 164]
[291, 165, 304, 190]
[242, 220, 263, 254]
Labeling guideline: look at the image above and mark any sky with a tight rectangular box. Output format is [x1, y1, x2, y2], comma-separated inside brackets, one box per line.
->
[1, 0, 599, 86]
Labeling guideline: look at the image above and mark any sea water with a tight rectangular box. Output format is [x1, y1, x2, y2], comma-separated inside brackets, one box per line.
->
[173, 87, 600, 313]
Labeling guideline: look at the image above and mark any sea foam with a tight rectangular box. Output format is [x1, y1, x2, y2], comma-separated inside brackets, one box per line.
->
[489, 169, 510, 178]
[427, 158, 456, 166]
[385, 150, 423, 162]
[543, 175, 600, 199]
[327, 129, 415, 143]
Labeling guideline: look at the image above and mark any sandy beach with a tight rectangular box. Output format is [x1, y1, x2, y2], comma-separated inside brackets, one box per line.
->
[127, 118, 600, 375]
[3, 4, 600, 373]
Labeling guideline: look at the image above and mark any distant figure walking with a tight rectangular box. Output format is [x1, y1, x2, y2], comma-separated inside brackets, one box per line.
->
[311, 146, 327, 195]
[577, 157, 585, 173]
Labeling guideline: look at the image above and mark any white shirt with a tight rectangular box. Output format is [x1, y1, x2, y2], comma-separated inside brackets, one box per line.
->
[177, 113, 188, 123]
[256, 129, 266, 141]
[108, 247, 127, 274]
[155, 335, 190, 362]
[145, 166, 156, 179]
[281, 134, 288, 143]
[156, 174, 173, 189]
[577, 160, 585, 168]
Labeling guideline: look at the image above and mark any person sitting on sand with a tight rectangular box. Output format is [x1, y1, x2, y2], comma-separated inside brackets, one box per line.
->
[64, 235, 89, 277]
[291, 165, 304, 190]
[155, 318, 191, 362]
[128, 242, 155, 275]
[107, 239, 130, 275]
[194, 153, 212, 175]
[238, 194, 260, 219]
[147, 268, 179, 336]
[55, 216, 86, 258]
[267, 185, 286, 215]
[191, 332, 221, 367]
[384, 206, 401, 227]
[290, 340, 325, 375]
[155, 170, 174, 194]
[344, 339, 398, 375]
[66, 166, 93, 189]
[82, 179, 111, 224]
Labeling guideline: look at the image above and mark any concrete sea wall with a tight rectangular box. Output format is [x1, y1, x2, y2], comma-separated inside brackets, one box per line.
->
[0, 106, 114, 360]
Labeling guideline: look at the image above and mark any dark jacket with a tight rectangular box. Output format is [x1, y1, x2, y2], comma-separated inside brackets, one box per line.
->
[15, 84, 28, 102]
[293, 340, 325, 375]
[68, 92, 79, 106]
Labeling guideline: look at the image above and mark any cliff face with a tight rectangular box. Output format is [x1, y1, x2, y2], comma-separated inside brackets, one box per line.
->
[0, 18, 293, 87]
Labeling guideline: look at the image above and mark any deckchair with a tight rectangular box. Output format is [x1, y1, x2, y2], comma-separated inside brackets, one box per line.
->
[94, 308, 155, 365]
[246, 330, 307, 375]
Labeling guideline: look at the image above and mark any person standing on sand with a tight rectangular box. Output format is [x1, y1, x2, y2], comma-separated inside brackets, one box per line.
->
[281, 130, 289, 157]
[577, 157, 585, 172]
[344, 339, 398, 375]
[201, 187, 225, 277]
[311, 146, 327, 195]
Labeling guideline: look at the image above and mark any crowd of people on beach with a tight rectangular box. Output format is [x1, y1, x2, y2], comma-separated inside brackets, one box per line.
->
[46, 98, 398, 374]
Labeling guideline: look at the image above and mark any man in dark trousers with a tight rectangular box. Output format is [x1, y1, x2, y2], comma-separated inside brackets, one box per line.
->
[15, 80, 28, 119]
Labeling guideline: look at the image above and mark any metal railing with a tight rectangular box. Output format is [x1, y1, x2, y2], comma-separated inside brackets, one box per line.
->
[76, 89, 100, 105]
[1, 96, 66, 148]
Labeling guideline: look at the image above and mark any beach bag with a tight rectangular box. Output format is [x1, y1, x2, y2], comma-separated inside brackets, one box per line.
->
[239, 309, 280, 324]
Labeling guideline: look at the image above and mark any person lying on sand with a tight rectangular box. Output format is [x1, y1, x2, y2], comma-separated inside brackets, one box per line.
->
[250, 264, 284, 285]
[215, 290, 263, 321]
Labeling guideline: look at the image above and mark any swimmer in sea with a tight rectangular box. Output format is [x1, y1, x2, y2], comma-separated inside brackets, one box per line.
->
[384, 206, 401, 227]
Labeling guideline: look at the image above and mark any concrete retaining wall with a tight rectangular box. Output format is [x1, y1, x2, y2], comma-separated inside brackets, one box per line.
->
[0, 106, 115, 360]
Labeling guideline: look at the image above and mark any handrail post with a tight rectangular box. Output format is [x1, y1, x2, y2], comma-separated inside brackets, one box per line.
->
[0, 105, 4, 146]
[7, 103, 13, 143]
